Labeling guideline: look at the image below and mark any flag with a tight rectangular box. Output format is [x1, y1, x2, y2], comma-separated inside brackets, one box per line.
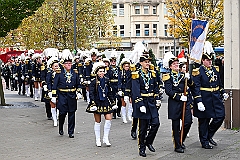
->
[190, 20, 209, 62]
[178, 49, 184, 58]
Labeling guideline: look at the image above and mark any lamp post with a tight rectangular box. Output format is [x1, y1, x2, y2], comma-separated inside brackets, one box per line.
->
[73, 0, 77, 54]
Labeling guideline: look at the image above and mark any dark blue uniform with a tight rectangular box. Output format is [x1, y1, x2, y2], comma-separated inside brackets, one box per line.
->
[86, 76, 115, 114]
[52, 68, 81, 136]
[164, 70, 194, 151]
[192, 65, 225, 147]
[131, 69, 160, 155]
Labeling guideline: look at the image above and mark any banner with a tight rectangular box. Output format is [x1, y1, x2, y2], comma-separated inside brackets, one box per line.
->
[190, 20, 209, 62]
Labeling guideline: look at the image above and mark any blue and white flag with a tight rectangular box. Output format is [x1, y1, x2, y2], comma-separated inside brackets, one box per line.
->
[190, 20, 209, 62]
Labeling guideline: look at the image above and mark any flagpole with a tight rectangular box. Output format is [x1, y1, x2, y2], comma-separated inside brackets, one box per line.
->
[180, 4, 194, 146]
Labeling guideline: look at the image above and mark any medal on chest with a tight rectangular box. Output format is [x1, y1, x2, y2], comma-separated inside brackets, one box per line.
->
[64, 71, 73, 83]
[205, 68, 217, 82]
[171, 72, 180, 87]
[140, 70, 151, 90]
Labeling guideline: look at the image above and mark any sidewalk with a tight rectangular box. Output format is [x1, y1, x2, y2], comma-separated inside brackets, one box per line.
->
[0, 82, 240, 160]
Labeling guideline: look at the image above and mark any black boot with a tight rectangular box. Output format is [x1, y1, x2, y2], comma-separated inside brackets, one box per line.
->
[112, 109, 116, 119]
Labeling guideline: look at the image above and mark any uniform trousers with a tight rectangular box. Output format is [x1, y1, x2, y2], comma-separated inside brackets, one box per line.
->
[138, 117, 160, 151]
[59, 111, 75, 135]
[198, 117, 224, 146]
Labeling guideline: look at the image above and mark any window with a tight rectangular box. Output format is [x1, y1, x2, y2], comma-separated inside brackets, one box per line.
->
[144, 5, 149, 14]
[113, 25, 117, 36]
[136, 24, 140, 36]
[164, 24, 168, 36]
[153, 24, 157, 36]
[119, 4, 124, 16]
[135, 6, 140, 14]
[144, 24, 149, 36]
[153, 6, 157, 14]
[120, 25, 124, 37]
[164, 3, 168, 16]
[112, 4, 117, 16]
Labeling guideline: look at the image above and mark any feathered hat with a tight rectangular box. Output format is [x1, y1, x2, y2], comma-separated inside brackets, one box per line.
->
[61, 49, 73, 63]
[202, 41, 214, 60]
[129, 41, 147, 64]
[90, 48, 99, 56]
[102, 58, 110, 64]
[91, 61, 106, 74]
[32, 53, 41, 60]
[47, 56, 59, 68]
[163, 52, 178, 69]
[42, 48, 59, 60]
[119, 58, 130, 70]
[20, 53, 25, 61]
[27, 49, 35, 56]
[110, 50, 118, 61]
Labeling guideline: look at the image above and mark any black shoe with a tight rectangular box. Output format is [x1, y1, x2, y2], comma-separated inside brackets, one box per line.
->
[47, 117, 52, 120]
[146, 144, 155, 152]
[181, 143, 186, 149]
[174, 148, 184, 153]
[202, 144, 213, 149]
[59, 130, 64, 135]
[69, 134, 74, 138]
[209, 138, 217, 146]
[117, 113, 121, 117]
[139, 150, 146, 157]
[112, 115, 116, 119]
[131, 131, 137, 139]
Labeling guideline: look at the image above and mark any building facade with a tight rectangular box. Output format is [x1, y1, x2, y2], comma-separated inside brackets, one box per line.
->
[111, 0, 182, 58]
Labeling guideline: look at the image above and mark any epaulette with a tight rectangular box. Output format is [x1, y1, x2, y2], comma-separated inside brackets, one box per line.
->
[131, 72, 139, 79]
[47, 68, 52, 73]
[41, 65, 45, 71]
[78, 63, 82, 67]
[155, 66, 159, 71]
[214, 66, 219, 72]
[73, 69, 78, 74]
[150, 70, 156, 78]
[162, 73, 170, 81]
[130, 64, 136, 71]
[149, 64, 155, 70]
[56, 68, 61, 74]
[25, 60, 29, 64]
[85, 61, 90, 66]
[106, 67, 109, 71]
[16, 63, 19, 66]
[192, 68, 200, 76]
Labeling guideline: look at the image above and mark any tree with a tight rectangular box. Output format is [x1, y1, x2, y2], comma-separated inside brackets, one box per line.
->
[0, 0, 45, 37]
[165, 0, 224, 47]
[149, 49, 157, 67]
[1, 0, 120, 50]
[118, 53, 125, 66]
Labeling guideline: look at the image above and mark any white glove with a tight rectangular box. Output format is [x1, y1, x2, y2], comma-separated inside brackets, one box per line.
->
[159, 88, 164, 94]
[185, 72, 190, 80]
[118, 91, 123, 96]
[15, 77, 18, 80]
[48, 92, 52, 98]
[84, 81, 88, 85]
[87, 80, 91, 85]
[76, 92, 82, 99]
[90, 105, 97, 111]
[223, 93, 229, 101]
[51, 97, 56, 104]
[26, 75, 29, 78]
[156, 100, 161, 107]
[21, 76, 24, 80]
[197, 102, 205, 111]
[180, 95, 187, 101]
[140, 106, 146, 113]
[43, 85, 48, 91]
[80, 78, 84, 82]
[124, 96, 129, 103]
[112, 105, 118, 110]
[32, 77, 35, 81]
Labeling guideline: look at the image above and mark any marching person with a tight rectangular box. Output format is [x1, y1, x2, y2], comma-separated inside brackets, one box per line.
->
[131, 54, 161, 157]
[192, 52, 229, 149]
[86, 61, 116, 147]
[109, 55, 121, 119]
[32, 53, 42, 101]
[117, 58, 132, 123]
[51, 49, 81, 138]
[2, 62, 11, 90]
[46, 56, 59, 126]
[163, 55, 194, 153]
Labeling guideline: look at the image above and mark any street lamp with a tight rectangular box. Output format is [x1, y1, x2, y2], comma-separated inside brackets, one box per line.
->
[73, 0, 77, 54]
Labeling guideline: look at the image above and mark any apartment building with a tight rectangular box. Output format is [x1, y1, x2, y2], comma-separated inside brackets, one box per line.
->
[98, 0, 182, 58]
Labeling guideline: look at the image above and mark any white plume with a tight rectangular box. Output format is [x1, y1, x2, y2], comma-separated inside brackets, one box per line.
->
[91, 61, 105, 74]
[162, 52, 176, 69]
[61, 49, 73, 61]
[129, 41, 147, 64]
[42, 48, 59, 58]
[204, 41, 214, 54]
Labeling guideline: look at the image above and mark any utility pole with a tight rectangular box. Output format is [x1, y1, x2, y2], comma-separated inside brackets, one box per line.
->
[73, 0, 77, 55]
